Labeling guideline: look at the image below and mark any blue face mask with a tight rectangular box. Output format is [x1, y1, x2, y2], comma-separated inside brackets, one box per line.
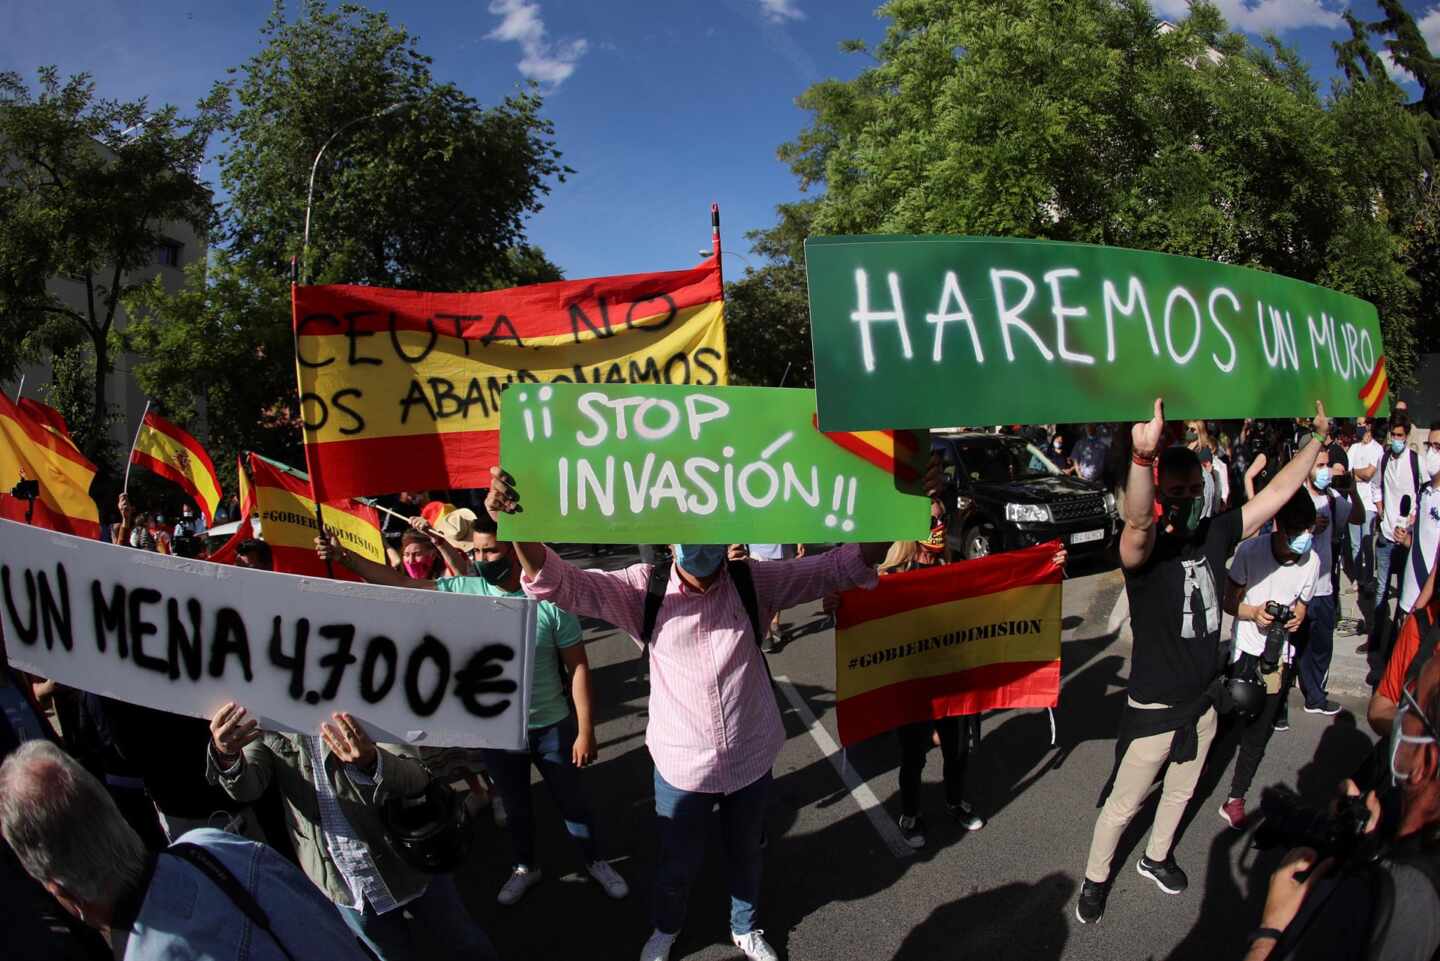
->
[1392, 438, 1408, 454]
[1287, 531, 1313, 557]
[674, 544, 726, 578]
[1312, 467, 1332, 491]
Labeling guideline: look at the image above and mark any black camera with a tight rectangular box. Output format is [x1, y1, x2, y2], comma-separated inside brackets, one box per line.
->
[10, 479, 38, 500]
[1261, 601, 1293, 673]
[1253, 785, 1376, 865]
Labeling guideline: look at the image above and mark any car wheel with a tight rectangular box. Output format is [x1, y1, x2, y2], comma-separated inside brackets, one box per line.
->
[963, 525, 994, 560]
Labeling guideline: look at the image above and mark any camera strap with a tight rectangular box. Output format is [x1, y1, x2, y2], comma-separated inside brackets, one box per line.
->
[164, 843, 300, 961]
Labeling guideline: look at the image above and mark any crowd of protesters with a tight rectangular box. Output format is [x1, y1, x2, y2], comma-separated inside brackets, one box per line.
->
[3, 399, 1440, 961]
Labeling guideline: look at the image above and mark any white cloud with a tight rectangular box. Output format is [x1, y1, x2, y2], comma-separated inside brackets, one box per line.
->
[1152, 0, 1341, 34]
[1378, 49, 1420, 87]
[758, 0, 805, 25]
[1419, 7, 1440, 51]
[486, 0, 588, 88]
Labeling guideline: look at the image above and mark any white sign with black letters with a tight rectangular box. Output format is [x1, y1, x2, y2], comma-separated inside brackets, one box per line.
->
[0, 519, 535, 748]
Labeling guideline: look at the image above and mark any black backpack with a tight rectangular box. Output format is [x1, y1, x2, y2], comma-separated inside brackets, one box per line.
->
[638, 559, 764, 656]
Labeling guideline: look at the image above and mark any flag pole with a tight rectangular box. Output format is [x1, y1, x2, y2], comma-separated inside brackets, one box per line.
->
[291, 260, 335, 578]
[13, 373, 24, 403]
[711, 202, 723, 288]
[122, 399, 151, 496]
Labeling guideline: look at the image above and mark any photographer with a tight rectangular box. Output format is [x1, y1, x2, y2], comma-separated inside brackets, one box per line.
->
[1218, 490, 1319, 830]
[1243, 653, 1440, 960]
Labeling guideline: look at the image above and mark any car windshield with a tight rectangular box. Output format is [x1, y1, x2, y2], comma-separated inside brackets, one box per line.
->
[953, 438, 1061, 484]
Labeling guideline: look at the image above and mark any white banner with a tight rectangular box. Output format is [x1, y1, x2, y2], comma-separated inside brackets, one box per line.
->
[0, 519, 535, 749]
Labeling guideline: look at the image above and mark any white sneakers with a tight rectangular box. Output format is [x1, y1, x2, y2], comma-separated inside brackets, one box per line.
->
[639, 930, 677, 961]
[496, 865, 542, 905]
[732, 930, 780, 961]
[587, 859, 631, 899]
[636, 928, 778, 960]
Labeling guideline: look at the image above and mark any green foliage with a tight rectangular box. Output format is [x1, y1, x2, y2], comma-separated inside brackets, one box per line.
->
[750, 0, 1430, 389]
[0, 66, 223, 468]
[125, 0, 569, 490]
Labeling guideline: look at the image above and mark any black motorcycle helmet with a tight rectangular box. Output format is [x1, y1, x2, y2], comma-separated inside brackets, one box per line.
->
[1225, 654, 1268, 720]
[380, 781, 471, 873]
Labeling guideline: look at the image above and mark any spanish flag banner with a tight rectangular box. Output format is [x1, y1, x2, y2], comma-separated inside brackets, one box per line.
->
[1359, 356, 1389, 418]
[206, 456, 255, 566]
[294, 258, 728, 502]
[130, 410, 223, 525]
[247, 453, 386, 580]
[834, 542, 1063, 747]
[0, 392, 100, 539]
[18, 398, 75, 448]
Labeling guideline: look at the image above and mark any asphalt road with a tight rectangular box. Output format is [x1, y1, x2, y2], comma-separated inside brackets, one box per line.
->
[451, 551, 1377, 961]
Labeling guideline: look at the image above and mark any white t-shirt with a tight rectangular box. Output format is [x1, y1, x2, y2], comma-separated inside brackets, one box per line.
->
[1380, 450, 1420, 541]
[747, 544, 797, 561]
[1228, 534, 1319, 663]
[1350, 439, 1382, 511]
[1400, 484, 1440, 614]
[1309, 488, 1352, 598]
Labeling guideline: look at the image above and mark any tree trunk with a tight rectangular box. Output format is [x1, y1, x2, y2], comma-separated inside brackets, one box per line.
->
[90, 327, 110, 471]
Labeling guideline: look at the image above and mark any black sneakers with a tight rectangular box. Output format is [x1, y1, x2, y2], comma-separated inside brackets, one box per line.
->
[1075, 879, 1109, 924]
[1137, 855, 1188, 894]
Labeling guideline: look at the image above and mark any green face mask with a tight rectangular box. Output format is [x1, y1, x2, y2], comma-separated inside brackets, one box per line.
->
[1161, 496, 1203, 535]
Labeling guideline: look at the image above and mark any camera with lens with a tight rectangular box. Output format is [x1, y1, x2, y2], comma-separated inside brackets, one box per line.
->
[1254, 785, 1377, 866]
[1261, 601, 1293, 674]
[10, 479, 38, 500]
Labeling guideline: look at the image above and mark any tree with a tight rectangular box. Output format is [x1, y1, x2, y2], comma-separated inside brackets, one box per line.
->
[125, 0, 570, 483]
[0, 67, 223, 465]
[755, 0, 1427, 387]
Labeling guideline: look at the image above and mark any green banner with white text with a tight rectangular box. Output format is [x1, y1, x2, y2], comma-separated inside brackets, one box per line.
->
[805, 236, 1388, 432]
[497, 384, 931, 543]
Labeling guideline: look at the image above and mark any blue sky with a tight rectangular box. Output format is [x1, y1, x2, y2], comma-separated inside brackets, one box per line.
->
[2, 0, 1435, 282]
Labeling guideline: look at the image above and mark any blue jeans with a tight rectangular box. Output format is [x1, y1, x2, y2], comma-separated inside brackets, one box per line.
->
[652, 768, 771, 936]
[478, 713, 597, 868]
[1297, 592, 1337, 708]
[337, 874, 497, 961]
[1349, 508, 1375, 571]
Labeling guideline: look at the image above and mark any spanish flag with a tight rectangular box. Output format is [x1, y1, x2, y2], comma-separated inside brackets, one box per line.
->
[294, 258, 728, 501]
[834, 542, 1063, 747]
[206, 456, 255, 565]
[18, 398, 75, 448]
[246, 453, 386, 580]
[1359, 356, 1390, 418]
[129, 410, 223, 525]
[0, 392, 100, 539]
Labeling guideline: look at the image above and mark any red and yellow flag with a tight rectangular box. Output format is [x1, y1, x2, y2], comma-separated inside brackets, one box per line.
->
[247, 453, 386, 580]
[0, 392, 100, 539]
[206, 456, 256, 565]
[834, 542, 1063, 747]
[18, 398, 75, 448]
[294, 259, 728, 501]
[1359, 356, 1390, 418]
[130, 410, 223, 525]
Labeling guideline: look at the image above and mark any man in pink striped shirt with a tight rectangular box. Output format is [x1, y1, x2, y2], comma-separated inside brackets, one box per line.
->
[485, 466, 925, 961]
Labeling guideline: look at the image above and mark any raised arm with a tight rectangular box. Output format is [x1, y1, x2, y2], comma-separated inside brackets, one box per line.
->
[485, 467, 549, 578]
[318, 532, 431, 589]
[1244, 453, 1266, 502]
[1241, 402, 1328, 539]
[1119, 398, 1165, 571]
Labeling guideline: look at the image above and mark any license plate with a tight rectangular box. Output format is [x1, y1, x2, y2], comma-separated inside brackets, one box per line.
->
[1071, 529, 1104, 544]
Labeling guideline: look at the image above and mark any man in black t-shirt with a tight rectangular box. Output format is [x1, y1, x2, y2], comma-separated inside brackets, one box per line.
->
[1076, 398, 1330, 925]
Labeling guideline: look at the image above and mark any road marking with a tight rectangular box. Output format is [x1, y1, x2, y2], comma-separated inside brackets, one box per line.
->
[773, 674, 915, 860]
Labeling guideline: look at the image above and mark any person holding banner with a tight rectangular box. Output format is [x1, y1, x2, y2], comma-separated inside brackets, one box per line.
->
[204, 705, 498, 961]
[1076, 398, 1329, 926]
[316, 509, 631, 909]
[482, 462, 941, 961]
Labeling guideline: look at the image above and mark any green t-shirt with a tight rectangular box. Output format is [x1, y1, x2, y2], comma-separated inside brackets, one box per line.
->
[433, 576, 582, 731]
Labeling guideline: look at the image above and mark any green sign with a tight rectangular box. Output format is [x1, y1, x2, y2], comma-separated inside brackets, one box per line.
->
[497, 384, 930, 543]
[806, 236, 1388, 431]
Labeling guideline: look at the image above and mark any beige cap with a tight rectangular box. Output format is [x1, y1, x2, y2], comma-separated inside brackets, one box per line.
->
[433, 508, 479, 551]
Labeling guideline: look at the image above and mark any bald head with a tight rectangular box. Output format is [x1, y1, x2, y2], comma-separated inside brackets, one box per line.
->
[0, 739, 147, 909]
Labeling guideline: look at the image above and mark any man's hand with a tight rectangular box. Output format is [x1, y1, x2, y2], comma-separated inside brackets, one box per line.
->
[1133, 397, 1165, 455]
[486, 466, 522, 521]
[1395, 525, 1413, 548]
[210, 702, 261, 765]
[572, 726, 598, 768]
[409, 515, 442, 541]
[1245, 603, 1275, 629]
[1285, 610, 1304, 633]
[321, 712, 378, 773]
[727, 544, 749, 561]
[117, 493, 134, 519]
[1310, 400, 1329, 440]
[1053, 547, 1069, 571]
[315, 532, 346, 565]
[1259, 847, 1334, 935]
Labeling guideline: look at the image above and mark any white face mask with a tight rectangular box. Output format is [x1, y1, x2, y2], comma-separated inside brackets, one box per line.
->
[1390, 683, 1439, 786]
[1425, 448, 1440, 480]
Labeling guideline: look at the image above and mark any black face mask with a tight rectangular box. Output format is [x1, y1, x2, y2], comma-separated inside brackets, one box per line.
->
[1159, 496, 1203, 536]
[474, 554, 513, 586]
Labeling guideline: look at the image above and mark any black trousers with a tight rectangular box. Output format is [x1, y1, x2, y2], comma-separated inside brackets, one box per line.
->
[1230, 663, 1295, 799]
[897, 716, 970, 817]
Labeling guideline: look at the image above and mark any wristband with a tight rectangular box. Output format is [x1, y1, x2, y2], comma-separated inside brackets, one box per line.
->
[1311, 432, 1325, 447]
[1132, 448, 1158, 467]
[1247, 928, 1284, 946]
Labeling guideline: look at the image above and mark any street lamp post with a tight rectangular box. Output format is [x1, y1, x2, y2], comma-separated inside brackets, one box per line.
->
[698, 249, 756, 271]
[300, 102, 405, 284]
